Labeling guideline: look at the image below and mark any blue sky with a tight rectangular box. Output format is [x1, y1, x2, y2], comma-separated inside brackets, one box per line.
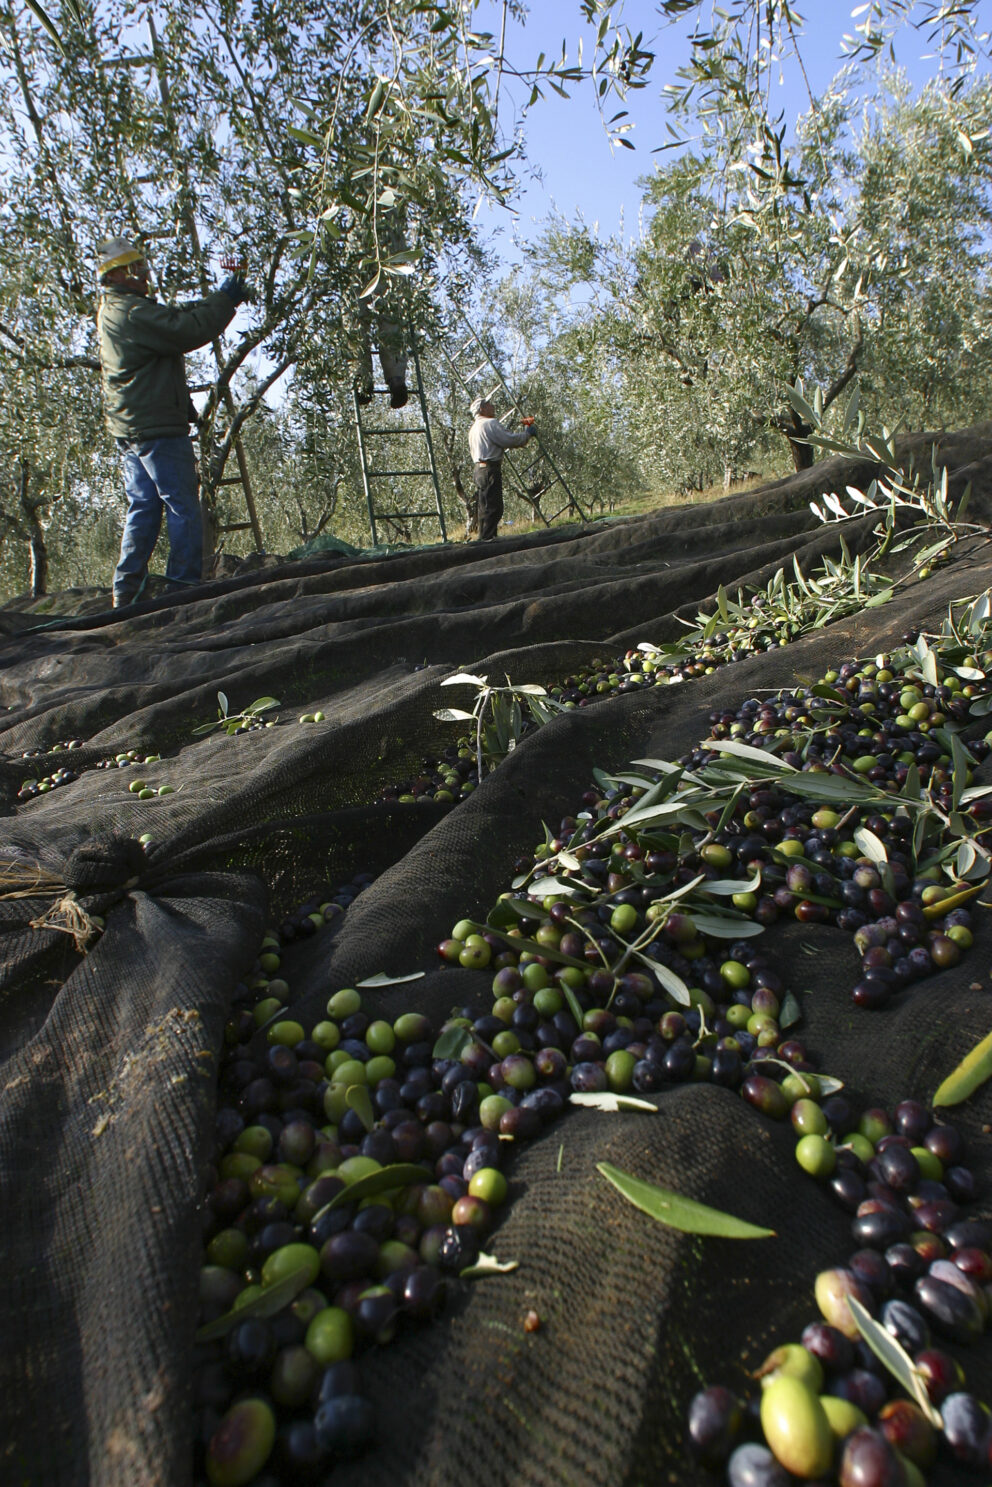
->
[474, 1, 990, 264]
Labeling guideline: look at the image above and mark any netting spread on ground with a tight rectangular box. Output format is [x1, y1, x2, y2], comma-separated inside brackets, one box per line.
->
[2, 422, 992, 1486]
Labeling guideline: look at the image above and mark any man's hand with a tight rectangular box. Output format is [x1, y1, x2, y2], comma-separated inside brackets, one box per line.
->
[219, 271, 252, 306]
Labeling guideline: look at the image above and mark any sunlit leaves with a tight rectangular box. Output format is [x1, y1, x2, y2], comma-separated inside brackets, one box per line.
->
[597, 1161, 776, 1238]
[933, 1028, 992, 1108]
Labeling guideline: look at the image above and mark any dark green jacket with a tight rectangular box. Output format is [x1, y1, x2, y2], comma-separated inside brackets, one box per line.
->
[98, 286, 235, 440]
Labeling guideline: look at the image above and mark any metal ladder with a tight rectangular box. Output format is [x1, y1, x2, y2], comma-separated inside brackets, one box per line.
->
[353, 337, 448, 548]
[443, 311, 587, 526]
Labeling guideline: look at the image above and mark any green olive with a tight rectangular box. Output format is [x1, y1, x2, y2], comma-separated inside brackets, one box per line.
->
[304, 1306, 354, 1365]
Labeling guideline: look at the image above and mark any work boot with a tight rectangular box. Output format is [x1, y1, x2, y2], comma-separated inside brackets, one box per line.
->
[388, 379, 409, 410]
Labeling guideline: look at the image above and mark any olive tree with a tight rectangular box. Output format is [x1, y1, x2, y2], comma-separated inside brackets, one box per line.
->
[507, 72, 992, 491]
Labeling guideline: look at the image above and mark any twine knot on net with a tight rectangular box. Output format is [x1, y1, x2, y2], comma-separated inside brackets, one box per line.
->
[0, 836, 147, 952]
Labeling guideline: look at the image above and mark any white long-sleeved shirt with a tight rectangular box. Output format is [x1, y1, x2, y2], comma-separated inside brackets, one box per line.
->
[468, 414, 533, 464]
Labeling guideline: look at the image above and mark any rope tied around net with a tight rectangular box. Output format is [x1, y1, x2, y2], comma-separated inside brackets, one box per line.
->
[0, 837, 147, 952]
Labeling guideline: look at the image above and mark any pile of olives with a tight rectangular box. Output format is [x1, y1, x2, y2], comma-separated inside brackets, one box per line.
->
[191, 618, 992, 1483]
[14, 738, 85, 800]
[688, 1095, 992, 1484]
[17, 763, 79, 802]
[500, 647, 988, 1021]
[197, 877, 528, 1485]
[93, 748, 163, 771]
[376, 743, 480, 805]
[376, 620, 780, 809]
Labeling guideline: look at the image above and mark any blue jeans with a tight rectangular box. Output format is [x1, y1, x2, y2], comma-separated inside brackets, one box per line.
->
[113, 436, 202, 603]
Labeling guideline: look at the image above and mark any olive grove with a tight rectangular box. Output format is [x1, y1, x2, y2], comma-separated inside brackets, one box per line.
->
[0, 0, 989, 594]
[486, 73, 992, 498]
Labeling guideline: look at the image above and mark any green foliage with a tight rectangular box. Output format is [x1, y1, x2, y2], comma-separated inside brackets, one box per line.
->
[1, 1, 990, 590]
[433, 670, 567, 778]
[501, 73, 992, 492]
[597, 1161, 776, 1238]
[192, 692, 280, 737]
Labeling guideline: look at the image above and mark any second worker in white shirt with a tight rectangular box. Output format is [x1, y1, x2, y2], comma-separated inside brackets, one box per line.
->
[467, 396, 536, 542]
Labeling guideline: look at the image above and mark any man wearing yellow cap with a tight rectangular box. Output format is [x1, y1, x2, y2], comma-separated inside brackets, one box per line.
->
[96, 236, 250, 607]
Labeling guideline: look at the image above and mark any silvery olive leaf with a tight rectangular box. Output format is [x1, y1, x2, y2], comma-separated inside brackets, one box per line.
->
[570, 1093, 658, 1112]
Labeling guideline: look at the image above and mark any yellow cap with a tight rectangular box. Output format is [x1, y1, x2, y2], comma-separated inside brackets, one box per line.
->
[96, 236, 145, 277]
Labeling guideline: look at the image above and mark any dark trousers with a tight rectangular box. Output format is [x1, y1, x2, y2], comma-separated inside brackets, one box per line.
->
[473, 460, 503, 541]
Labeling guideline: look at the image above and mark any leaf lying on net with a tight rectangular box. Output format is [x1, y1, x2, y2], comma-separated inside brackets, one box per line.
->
[778, 991, 802, 1029]
[932, 1028, 992, 1108]
[196, 1266, 314, 1342]
[596, 1162, 775, 1238]
[847, 1296, 943, 1427]
[461, 1252, 519, 1278]
[569, 1092, 658, 1112]
[356, 971, 425, 986]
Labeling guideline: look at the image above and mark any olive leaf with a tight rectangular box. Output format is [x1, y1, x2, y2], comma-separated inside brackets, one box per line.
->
[570, 1092, 658, 1112]
[434, 707, 476, 723]
[461, 1252, 519, 1278]
[699, 738, 796, 771]
[432, 1024, 474, 1059]
[561, 981, 587, 1031]
[25, 0, 67, 51]
[778, 775, 885, 803]
[687, 912, 764, 939]
[779, 991, 802, 1028]
[356, 971, 425, 986]
[810, 683, 848, 704]
[847, 1296, 943, 1427]
[700, 867, 763, 896]
[649, 958, 692, 1004]
[345, 1084, 375, 1132]
[752, 1055, 815, 1091]
[196, 1265, 315, 1343]
[597, 1162, 776, 1238]
[932, 1027, 992, 1108]
[526, 877, 586, 898]
[854, 826, 888, 863]
[287, 125, 327, 149]
[310, 1163, 429, 1225]
[473, 921, 589, 971]
[922, 883, 984, 919]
